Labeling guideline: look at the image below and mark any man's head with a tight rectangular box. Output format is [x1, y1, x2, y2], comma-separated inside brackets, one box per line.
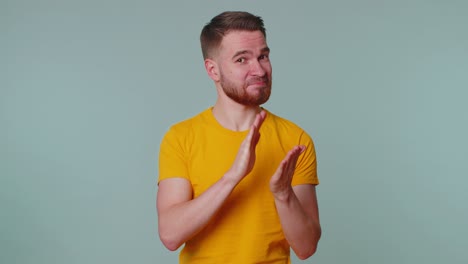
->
[201, 12, 272, 106]
[200, 11, 266, 60]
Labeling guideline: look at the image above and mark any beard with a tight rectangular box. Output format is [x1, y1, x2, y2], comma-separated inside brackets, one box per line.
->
[220, 73, 272, 106]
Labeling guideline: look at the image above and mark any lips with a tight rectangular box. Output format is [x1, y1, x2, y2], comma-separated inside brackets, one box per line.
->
[247, 77, 269, 86]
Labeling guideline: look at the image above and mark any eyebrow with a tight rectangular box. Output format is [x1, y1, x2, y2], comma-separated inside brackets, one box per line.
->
[231, 47, 270, 60]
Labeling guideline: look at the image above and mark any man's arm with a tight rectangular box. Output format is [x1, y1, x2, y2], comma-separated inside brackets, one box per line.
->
[270, 146, 321, 260]
[157, 111, 266, 251]
[157, 175, 238, 250]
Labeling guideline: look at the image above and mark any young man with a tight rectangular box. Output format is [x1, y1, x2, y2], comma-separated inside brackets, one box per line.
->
[157, 11, 321, 264]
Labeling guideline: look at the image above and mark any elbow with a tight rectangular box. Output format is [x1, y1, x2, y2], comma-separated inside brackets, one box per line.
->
[157, 213, 188, 251]
[296, 228, 321, 260]
[296, 245, 318, 260]
[161, 239, 181, 251]
[159, 229, 183, 251]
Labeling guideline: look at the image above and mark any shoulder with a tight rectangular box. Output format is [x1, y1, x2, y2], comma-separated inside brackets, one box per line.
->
[159, 108, 212, 157]
[263, 109, 315, 147]
[164, 108, 211, 136]
[264, 109, 308, 134]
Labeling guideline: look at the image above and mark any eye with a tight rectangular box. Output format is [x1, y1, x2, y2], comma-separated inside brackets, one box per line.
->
[259, 54, 269, 60]
[236, 57, 246, 63]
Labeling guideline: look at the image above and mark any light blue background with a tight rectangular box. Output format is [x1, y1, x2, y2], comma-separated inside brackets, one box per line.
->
[2, 0, 467, 263]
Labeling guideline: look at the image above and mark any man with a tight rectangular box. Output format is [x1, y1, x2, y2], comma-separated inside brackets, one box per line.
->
[157, 11, 321, 264]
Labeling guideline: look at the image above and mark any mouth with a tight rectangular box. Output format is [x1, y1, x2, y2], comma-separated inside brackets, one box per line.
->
[250, 82, 266, 86]
[247, 78, 269, 87]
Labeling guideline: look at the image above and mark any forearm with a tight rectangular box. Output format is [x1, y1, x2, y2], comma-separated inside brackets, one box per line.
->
[158, 111, 266, 250]
[274, 190, 321, 260]
[158, 175, 238, 250]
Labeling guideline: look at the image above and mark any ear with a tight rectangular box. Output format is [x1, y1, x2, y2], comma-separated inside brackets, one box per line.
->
[204, 58, 220, 82]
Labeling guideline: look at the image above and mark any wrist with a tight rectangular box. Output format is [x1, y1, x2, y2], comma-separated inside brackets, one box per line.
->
[222, 170, 242, 188]
[272, 187, 295, 203]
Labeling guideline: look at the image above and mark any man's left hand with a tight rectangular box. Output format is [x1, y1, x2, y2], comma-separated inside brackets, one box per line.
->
[269, 145, 306, 201]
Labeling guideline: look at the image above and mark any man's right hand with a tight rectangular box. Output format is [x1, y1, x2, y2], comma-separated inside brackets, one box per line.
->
[225, 110, 266, 184]
[158, 110, 267, 251]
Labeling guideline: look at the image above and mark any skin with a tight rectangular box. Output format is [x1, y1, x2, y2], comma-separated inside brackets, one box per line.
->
[157, 30, 321, 260]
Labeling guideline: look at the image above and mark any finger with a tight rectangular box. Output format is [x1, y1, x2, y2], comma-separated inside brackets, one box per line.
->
[252, 129, 261, 148]
[259, 110, 266, 126]
[283, 149, 298, 174]
[250, 114, 264, 146]
[249, 111, 266, 142]
[252, 110, 267, 130]
[285, 146, 302, 161]
[274, 148, 298, 178]
[245, 126, 261, 156]
[291, 145, 306, 166]
[271, 158, 287, 182]
[243, 124, 256, 148]
[284, 146, 305, 173]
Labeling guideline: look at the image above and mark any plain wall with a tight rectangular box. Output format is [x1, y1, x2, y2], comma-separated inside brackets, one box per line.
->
[2, 0, 467, 263]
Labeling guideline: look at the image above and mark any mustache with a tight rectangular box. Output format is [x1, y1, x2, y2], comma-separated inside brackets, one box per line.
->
[247, 77, 270, 85]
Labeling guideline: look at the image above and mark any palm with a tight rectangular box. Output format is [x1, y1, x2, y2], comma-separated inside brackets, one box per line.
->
[229, 111, 266, 181]
[270, 146, 305, 199]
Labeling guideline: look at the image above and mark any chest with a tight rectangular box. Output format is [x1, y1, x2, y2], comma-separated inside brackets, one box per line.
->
[187, 129, 291, 198]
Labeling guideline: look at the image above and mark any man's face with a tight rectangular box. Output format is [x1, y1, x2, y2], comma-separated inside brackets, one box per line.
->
[216, 30, 272, 106]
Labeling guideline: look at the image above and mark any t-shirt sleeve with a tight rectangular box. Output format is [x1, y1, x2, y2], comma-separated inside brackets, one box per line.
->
[158, 126, 190, 184]
[291, 131, 319, 186]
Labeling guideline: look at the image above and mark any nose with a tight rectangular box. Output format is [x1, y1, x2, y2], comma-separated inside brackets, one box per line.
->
[250, 60, 267, 77]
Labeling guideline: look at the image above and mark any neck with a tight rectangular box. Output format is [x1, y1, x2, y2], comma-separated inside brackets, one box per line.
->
[212, 99, 262, 132]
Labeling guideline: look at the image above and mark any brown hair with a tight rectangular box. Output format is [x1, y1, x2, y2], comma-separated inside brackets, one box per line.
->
[200, 11, 266, 59]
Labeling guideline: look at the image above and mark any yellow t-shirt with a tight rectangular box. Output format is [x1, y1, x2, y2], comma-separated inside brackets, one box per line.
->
[159, 108, 318, 264]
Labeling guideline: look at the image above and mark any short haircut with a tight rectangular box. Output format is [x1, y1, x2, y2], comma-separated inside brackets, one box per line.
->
[200, 11, 266, 59]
